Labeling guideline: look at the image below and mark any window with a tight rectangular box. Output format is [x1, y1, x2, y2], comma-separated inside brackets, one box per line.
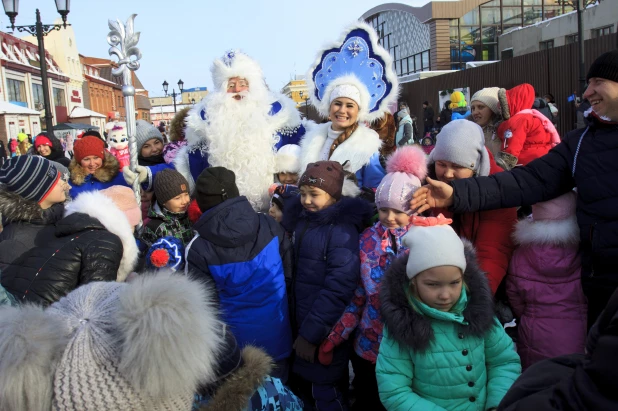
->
[592, 26, 613, 38]
[53, 88, 66, 107]
[32, 83, 45, 110]
[7, 78, 26, 103]
[539, 39, 554, 51]
[501, 49, 514, 60]
[566, 34, 579, 44]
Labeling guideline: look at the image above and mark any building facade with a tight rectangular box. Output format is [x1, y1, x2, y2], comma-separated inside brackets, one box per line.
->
[80, 55, 151, 123]
[361, 0, 577, 81]
[0, 31, 69, 136]
[281, 76, 308, 107]
[182, 87, 208, 104]
[499, 1, 616, 58]
[23, 18, 85, 113]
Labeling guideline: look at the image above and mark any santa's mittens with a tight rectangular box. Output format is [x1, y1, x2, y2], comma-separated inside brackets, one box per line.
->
[318, 339, 335, 366]
[188, 199, 203, 224]
[145, 236, 185, 271]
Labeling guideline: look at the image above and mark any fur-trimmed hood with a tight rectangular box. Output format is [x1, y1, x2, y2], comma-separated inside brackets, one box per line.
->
[380, 240, 495, 351]
[299, 122, 382, 176]
[283, 195, 372, 233]
[0, 185, 64, 224]
[68, 151, 120, 186]
[170, 106, 191, 142]
[198, 346, 273, 411]
[63, 190, 138, 282]
[513, 215, 580, 247]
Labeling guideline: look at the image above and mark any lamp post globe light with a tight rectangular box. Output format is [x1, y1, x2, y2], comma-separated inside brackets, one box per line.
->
[2, 0, 71, 135]
[162, 79, 183, 113]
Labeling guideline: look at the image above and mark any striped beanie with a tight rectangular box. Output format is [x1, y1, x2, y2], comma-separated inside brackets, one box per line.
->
[0, 156, 60, 203]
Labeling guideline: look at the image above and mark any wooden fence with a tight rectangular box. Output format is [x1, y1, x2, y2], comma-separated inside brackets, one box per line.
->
[399, 33, 617, 137]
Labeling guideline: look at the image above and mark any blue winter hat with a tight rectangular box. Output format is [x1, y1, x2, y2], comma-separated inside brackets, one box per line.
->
[146, 237, 185, 271]
[0, 156, 60, 203]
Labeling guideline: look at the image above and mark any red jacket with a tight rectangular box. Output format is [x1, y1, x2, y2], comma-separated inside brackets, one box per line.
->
[498, 84, 560, 167]
[434, 156, 517, 294]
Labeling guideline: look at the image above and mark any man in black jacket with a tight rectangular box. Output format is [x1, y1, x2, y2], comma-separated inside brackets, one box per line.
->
[412, 50, 618, 327]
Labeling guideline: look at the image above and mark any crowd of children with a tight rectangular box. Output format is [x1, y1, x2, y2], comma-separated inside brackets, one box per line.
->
[1, 22, 617, 411]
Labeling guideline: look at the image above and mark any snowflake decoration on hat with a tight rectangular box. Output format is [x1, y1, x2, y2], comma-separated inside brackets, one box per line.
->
[223, 50, 236, 67]
[347, 40, 363, 57]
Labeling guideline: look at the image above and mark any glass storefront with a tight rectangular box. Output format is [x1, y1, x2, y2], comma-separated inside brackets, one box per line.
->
[366, 9, 431, 76]
[450, 0, 575, 69]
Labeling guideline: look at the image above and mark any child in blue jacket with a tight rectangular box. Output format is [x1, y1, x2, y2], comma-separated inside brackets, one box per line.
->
[284, 161, 372, 411]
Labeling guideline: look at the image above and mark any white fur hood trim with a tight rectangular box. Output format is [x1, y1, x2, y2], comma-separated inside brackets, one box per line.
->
[64, 191, 138, 282]
[299, 122, 381, 174]
[513, 216, 580, 246]
[172, 144, 196, 194]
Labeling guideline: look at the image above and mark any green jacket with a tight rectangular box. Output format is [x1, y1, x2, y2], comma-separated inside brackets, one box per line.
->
[141, 202, 194, 248]
[376, 242, 521, 411]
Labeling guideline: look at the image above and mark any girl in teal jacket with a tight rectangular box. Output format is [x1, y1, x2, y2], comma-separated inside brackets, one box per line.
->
[376, 215, 521, 411]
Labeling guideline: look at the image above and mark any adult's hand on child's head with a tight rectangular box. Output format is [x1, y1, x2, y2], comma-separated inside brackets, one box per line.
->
[410, 177, 454, 214]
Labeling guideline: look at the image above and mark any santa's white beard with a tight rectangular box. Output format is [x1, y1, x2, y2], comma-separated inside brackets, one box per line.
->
[201, 91, 277, 211]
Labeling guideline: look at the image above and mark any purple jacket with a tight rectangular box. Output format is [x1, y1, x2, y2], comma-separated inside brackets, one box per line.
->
[506, 216, 587, 370]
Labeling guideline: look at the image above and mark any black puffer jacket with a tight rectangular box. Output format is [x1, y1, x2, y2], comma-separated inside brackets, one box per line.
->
[0, 187, 65, 271]
[451, 113, 618, 324]
[1, 190, 138, 306]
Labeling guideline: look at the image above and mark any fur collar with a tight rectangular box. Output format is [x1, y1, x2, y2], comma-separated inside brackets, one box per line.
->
[513, 216, 580, 246]
[267, 94, 303, 132]
[172, 144, 195, 193]
[299, 122, 382, 174]
[380, 240, 495, 352]
[198, 346, 272, 411]
[68, 152, 120, 186]
[283, 195, 372, 232]
[0, 186, 63, 224]
[63, 191, 138, 282]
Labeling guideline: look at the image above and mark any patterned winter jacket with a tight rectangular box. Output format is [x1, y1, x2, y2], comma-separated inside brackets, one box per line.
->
[325, 221, 411, 363]
[141, 201, 194, 248]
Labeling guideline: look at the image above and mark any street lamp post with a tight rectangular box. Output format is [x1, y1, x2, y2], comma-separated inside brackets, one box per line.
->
[162, 79, 183, 113]
[2, 0, 71, 135]
[299, 90, 309, 119]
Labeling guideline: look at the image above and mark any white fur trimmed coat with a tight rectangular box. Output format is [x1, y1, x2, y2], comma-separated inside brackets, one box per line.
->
[0, 191, 138, 306]
[299, 122, 381, 196]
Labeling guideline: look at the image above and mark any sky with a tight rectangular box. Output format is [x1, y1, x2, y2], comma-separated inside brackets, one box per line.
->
[8, 0, 430, 97]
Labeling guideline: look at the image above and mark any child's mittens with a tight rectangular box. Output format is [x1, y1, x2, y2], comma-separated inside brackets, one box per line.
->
[145, 236, 185, 271]
[318, 321, 348, 366]
[188, 199, 203, 224]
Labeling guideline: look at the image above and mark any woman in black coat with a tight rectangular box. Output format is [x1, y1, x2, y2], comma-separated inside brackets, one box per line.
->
[0, 159, 138, 306]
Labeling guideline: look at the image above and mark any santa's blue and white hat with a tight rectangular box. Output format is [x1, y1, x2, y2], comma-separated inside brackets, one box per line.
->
[307, 21, 399, 123]
[210, 49, 267, 95]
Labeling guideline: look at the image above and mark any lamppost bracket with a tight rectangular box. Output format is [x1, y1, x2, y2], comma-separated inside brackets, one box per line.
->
[9, 23, 69, 36]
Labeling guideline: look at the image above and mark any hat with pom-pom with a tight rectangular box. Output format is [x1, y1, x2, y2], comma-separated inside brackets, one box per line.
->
[403, 214, 466, 279]
[0, 271, 225, 411]
[375, 145, 427, 214]
[146, 236, 185, 271]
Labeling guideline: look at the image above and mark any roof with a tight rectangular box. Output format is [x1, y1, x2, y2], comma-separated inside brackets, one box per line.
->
[0, 101, 40, 115]
[136, 95, 152, 110]
[184, 87, 208, 92]
[70, 106, 106, 118]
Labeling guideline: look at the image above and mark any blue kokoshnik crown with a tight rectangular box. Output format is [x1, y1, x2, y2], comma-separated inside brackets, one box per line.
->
[307, 21, 399, 123]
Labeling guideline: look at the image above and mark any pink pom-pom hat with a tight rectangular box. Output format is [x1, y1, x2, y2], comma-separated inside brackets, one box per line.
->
[376, 145, 428, 214]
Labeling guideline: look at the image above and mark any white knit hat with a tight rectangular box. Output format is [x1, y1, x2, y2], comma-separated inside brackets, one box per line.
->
[0, 271, 224, 411]
[402, 215, 467, 279]
[429, 120, 491, 176]
[275, 144, 302, 174]
[471, 87, 501, 115]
